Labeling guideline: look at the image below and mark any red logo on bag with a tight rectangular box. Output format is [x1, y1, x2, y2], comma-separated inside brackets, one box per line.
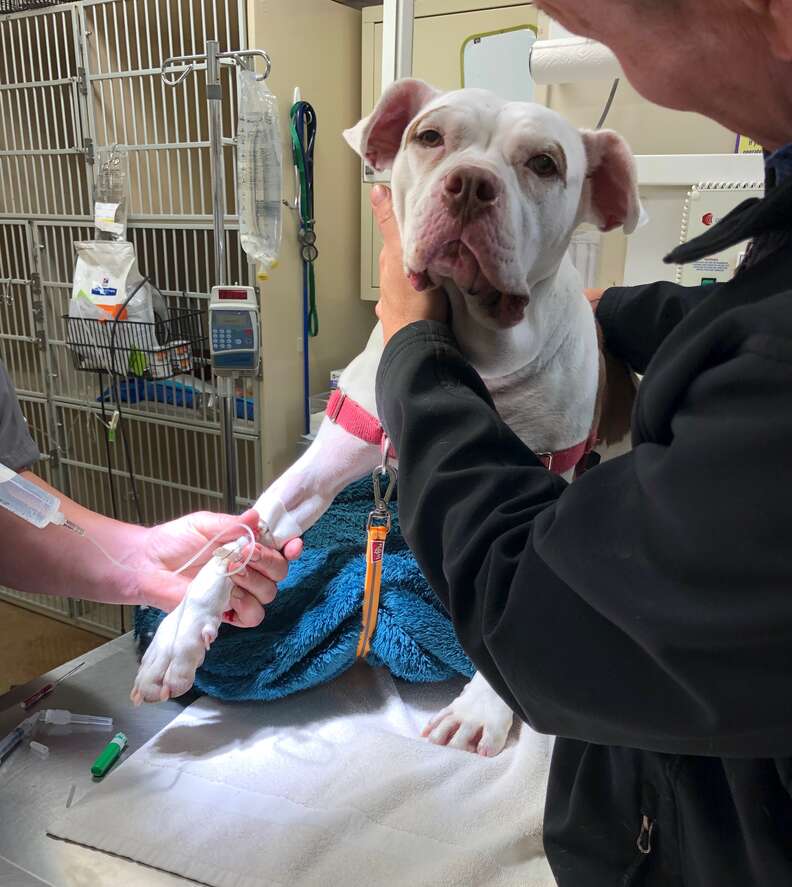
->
[702, 212, 714, 226]
[371, 541, 384, 562]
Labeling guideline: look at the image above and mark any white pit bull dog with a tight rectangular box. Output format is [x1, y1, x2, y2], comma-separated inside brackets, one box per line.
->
[133, 79, 640, 757]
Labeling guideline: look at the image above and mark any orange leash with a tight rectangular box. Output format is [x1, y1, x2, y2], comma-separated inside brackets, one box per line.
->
[356, 523, 388, 658]
[356, 463, 396, 659]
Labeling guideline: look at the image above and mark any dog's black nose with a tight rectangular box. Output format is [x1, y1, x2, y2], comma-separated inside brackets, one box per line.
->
[443, 167, 501, 219]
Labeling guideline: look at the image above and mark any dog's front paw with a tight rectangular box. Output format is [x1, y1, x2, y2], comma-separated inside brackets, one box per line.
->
[131, 554, 235, 705]
[130, 598, 224, 705]
[422, 672, 514, 757]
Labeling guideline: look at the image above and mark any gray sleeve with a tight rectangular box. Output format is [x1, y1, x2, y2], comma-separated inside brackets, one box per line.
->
[0, 362, 40, 471]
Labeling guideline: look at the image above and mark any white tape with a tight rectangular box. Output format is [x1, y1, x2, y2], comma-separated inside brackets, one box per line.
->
[255, 496, 303, 549]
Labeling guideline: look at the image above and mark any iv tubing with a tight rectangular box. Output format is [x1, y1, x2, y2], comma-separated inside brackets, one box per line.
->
[81, 522, 257, 579]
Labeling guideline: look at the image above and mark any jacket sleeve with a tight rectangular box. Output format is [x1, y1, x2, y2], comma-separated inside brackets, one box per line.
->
[376, 320, 792, 758]
[0, 362, 39, 471]
[597, 280, 716, 373]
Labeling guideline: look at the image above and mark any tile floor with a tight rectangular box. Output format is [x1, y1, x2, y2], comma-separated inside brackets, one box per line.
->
[0, 600, 106, 695]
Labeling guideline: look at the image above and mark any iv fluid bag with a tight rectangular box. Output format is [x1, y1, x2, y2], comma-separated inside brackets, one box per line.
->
[94, 146, 129, 241]
[237, 68, 282, 276]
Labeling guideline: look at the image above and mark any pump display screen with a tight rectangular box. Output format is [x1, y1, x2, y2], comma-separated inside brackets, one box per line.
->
[220, 312, 249, 328]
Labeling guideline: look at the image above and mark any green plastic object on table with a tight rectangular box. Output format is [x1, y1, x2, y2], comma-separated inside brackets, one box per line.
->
[91, 732, 127, 778]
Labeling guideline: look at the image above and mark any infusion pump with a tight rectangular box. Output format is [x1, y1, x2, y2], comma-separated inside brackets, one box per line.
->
[208, 285, 260, 376]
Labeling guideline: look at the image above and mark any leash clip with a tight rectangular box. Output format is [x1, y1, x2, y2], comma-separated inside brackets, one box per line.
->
[367, 464, 396, 532]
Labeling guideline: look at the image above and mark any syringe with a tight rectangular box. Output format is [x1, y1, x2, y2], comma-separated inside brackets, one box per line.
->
[0, 461, 82, 533]
[0, 710, 114, 766]
[40, 709, 113, 729]
[0, 714, 39, 764]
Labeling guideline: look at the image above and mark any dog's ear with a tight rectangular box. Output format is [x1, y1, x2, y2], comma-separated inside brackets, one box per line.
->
[343, 78, 441, 171]
[580, 130, 641, 234]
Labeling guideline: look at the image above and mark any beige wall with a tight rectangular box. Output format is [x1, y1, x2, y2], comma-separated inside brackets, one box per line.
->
[248, 0, 375, 481]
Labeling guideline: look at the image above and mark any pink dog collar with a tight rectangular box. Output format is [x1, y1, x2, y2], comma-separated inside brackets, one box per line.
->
[537, 427, 599, 476]
[326, 389, 397, 460]
[327, 388, 597, 477]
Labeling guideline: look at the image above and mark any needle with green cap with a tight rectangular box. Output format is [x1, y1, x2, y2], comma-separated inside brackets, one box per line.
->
[91, 732, 127, 778]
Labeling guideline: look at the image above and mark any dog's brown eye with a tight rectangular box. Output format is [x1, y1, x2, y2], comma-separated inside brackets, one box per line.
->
[416, 129, 443, 148]
[526, 154, 558, 177]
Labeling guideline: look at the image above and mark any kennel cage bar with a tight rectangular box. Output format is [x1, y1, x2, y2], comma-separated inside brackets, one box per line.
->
[0, 0, 259, 634]
[160, 40, 269, 513]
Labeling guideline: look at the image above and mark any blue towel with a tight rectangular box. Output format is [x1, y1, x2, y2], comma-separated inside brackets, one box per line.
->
[135, 477, 473, 701]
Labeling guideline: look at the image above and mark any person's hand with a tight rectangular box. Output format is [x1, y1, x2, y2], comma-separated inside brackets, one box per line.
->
[584, 288, 606, 313]
[371, 185, 449, 343]
[134, 509, 303, 627]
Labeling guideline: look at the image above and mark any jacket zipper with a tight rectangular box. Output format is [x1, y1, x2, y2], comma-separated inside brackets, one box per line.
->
[621, 814, 655, 886]
[637, 814, 654, 855]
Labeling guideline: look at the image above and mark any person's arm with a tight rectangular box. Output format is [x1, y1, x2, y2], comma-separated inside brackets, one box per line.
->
[377, 318, 792, 757]
[0, 360, 301, 625]
[594, 280, 717, 373]
[3, 472, 303, 628]
[369, 185, 792, 757]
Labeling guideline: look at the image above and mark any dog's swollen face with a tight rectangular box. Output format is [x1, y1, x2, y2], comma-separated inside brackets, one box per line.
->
[344, 79, 640, 330]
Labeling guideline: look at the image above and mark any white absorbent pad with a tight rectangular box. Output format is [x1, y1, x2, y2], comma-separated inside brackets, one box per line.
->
[49, 665, 554, 887]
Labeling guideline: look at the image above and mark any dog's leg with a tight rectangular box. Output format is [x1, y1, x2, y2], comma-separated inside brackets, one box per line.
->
[132, 329, 386, 705]
[130, 421, 383, 704]
[423, 671, 515, 757]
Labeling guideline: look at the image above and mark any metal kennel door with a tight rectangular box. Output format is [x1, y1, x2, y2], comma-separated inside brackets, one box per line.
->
[0, 0, 262, 636]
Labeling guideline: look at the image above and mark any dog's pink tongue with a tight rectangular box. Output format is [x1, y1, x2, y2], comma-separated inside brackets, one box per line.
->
[407, 270, 431, 292]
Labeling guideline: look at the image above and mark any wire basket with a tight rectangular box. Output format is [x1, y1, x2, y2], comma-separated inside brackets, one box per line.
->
[0, 0, 62, 13]
[64, 308, 206, 379]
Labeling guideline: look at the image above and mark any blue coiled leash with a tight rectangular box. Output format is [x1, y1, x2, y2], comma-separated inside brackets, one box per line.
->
[290, 100, 318, 434]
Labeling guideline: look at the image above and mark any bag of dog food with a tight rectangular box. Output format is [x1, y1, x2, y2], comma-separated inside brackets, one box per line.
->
[69, 241, 167, 375]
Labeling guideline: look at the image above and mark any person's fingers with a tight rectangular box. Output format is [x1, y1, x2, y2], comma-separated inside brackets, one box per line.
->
[282, 537, 304, 561]
[237, 508, 263, 536]
[140, 575, 186, 613]
[230, 568, 279, 607]
[238, 543, 290, 582]
[239, 538, 303, 566]
[185, 508, 260, 548]
[370, 185, 402, 248]
[223, 588, 265, 628]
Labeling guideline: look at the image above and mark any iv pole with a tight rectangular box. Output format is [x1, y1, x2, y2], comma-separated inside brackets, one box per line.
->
[161, 41, 271, 514]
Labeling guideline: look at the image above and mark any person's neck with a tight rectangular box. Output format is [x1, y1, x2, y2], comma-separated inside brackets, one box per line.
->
[719, 59, 792, 152]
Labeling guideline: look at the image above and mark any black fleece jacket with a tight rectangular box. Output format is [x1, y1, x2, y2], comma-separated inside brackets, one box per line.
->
[375, 175, 792, 885]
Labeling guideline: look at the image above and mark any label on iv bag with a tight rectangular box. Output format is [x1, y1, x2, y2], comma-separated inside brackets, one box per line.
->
[95, 202, 124, 235]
